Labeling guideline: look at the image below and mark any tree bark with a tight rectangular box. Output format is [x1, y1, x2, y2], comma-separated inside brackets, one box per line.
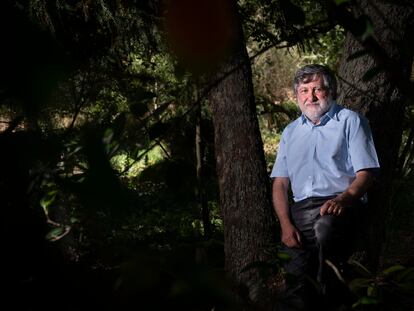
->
[207, 3, 276, 308]
[336, 0, 414, 269]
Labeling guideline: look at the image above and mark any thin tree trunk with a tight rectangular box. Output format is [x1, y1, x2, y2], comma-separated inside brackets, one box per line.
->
[194, 87, 212, 239]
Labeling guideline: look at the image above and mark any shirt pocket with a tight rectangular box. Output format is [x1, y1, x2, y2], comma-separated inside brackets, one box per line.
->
[319, 134, 348, 171]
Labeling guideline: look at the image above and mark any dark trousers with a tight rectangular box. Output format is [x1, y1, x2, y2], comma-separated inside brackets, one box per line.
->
[278, 196, 362, 311]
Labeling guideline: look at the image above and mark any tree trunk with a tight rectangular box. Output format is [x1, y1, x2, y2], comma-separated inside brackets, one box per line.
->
[195, 88, 212, 239]
[207, 3, 276, 308]
[336, 0, 414, 269]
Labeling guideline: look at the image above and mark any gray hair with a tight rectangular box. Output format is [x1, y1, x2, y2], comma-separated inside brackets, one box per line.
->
[293, 64, 337, 99]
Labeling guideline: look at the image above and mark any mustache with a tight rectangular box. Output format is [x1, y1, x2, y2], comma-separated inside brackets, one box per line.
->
[304, 101, 320, 106]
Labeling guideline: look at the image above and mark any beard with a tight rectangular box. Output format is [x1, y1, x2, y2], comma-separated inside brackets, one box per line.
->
[301, 98, 333, 124]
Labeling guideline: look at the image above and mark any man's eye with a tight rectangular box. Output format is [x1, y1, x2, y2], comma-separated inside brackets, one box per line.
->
[300, 89, 308, 94]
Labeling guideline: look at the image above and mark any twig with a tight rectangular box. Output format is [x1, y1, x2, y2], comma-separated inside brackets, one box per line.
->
[325, 259, 346, 284]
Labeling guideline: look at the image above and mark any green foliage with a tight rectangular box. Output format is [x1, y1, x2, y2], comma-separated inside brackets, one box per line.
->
[3, 1, 412, 310]
[3, 2, 347, 269]
[251, 47, 299, 103]
[241, 0, 331, 49]
[260, 126, 281, 171]
[250, 20, 344, 172]
[299, 25, 346, 69]
[347, 260, 414, 311]
[111, 146, 164, 178]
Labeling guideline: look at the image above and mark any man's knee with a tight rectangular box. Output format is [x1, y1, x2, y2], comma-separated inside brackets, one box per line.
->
[314, 215, 338, 247]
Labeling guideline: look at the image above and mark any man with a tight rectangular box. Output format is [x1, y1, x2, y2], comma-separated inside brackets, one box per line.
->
[270, 64, 380, 309]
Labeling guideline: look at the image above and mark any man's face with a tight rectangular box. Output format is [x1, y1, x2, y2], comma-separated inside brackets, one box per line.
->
[296, 75, 331, 124]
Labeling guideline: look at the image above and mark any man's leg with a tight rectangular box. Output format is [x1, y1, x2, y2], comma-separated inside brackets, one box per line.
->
[278, 246, 321, 311]
[279, 197, 334, 310]
[313, 213, 354, 309]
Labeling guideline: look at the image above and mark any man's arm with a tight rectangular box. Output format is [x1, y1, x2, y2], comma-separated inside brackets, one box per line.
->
[320, 169, 374, 216]
[272, 177, 302, 248]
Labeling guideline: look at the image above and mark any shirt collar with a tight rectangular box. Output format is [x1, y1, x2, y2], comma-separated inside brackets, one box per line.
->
[300, 114, 307, 124]
[325, 102, 340, 121]
[300, 102, 340, 125]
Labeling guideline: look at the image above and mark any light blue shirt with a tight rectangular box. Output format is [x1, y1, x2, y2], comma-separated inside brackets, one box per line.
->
[270, 103, 380, 202]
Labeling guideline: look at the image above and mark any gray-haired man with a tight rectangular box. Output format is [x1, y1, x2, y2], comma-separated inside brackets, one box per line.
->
[270, 64, 380, 310]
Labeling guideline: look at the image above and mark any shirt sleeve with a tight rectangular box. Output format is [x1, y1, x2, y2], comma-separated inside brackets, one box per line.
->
[348, 114, 380, 173]
[270, 130, 289, 178]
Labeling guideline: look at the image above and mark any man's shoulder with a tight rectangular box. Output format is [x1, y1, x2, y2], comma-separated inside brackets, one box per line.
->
[335, 104, 365, 122]
[282, 117, 302, 135]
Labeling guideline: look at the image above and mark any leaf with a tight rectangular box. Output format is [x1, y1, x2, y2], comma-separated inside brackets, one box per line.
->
[381, 264, 406, 277]
[395, 267, 414, 282]
[45, 226, 71, 242]
[277, 251, 292, 263]
[40, 190, 58, 214]
[367, 285, 377, 297]
[102, 128, 114, 145]
[349, 259, 373, 278]
[362, 66, 383, 82]
[352, 296, 379, 309]
[361, 19, 374, 41]
[398, 281, 414, 294]
[70, 217, 80, 224]
[349, 278, 373, 292]
[359, 296, 379, 305]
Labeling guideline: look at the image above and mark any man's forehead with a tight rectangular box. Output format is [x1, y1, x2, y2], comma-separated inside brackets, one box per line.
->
[298, 74, 324, 87]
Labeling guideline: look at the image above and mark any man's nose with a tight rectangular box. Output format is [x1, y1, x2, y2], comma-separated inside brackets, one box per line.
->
[311, 91, 318, 101]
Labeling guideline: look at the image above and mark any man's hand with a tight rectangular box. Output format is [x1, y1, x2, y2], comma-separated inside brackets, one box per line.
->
[273, 177, 301, 248]
[281, 223, 302, 248]
[320, 199, 345, 216]
[320, 170, 374, 216]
